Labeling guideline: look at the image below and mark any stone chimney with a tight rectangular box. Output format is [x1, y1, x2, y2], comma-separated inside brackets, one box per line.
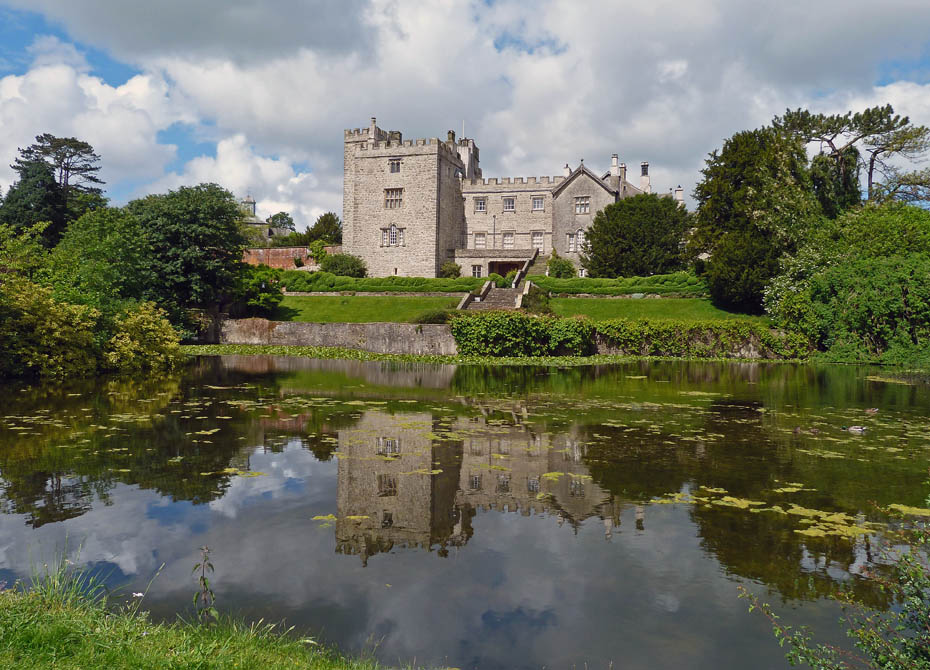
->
[369, 117, 377, 138]
[610, 154, 619, 177]
[674, 185, 684, 206]
[563, 163, 571, 177]
[619, 162, 627, 181]
[640, 162, 651, 193]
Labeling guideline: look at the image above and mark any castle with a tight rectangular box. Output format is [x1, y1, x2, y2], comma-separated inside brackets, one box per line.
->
[343, 117, 683, 278]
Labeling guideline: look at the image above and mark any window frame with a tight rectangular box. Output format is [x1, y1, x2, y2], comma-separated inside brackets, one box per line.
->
[502, 231, 514, 249]
[471, 264, 482, 278]
[389, 158, 401, 173]
[574, 196, 590, 214]
[531, 231, 544, 251]
[474, 232, 486, 249]
[502, 196, 515, 212]
[532, 196, 544, 211]
[474, 197, 487, 213]
[384, 188, 403, 209]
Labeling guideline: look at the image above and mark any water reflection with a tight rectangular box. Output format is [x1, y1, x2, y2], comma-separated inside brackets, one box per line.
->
[1, 356, 929, 668]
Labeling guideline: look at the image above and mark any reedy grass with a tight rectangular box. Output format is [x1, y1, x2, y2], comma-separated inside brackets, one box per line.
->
[0, 559, 395, 669]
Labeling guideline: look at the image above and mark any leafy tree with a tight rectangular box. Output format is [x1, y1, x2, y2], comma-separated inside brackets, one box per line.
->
[127, 183, 246, 329]
[690, 127, 821, 312]
[582, 193, 688, 278]
[227, 265, 284, 318]
[12, 134, 106, 222]
[320, 253, 366, 277]
[308, 239, 328, 264]
[0, 160, 66, 246]
[0, 221, 48, 277]
[810, 147, 860, 218]
[307, 211, 342, 243]
[266, 211, 295, 231]
[44, 207, 148, 315]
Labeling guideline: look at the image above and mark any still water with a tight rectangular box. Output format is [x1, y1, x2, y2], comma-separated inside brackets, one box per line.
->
[2, 357, 929, 669]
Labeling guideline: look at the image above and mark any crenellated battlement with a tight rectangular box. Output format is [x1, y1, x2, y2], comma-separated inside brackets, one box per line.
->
[354, 137, 460, 158]
[463, 175, 565, 188]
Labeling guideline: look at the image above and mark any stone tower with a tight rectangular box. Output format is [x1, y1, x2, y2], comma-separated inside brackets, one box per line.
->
[343, 117, 466, 277]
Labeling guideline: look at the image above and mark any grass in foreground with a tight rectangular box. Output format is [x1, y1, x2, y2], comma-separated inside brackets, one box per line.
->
[0, 586, 381, 670]
[272, 295, 460, 323]
[551, 297, 768, 323]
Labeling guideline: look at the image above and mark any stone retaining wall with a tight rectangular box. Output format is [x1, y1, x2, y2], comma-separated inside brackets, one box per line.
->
[219, 318, 458, 355]
[283, 291, 464, 297]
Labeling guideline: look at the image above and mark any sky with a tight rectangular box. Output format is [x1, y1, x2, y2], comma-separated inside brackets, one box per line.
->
[1, 0, 929, 229]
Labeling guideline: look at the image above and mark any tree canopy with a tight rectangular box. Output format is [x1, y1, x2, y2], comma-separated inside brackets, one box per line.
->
[13, 133, 103, 194]
[582, 193, 689, 278]
[266, 211, 295, 230]
[0, 159, 66, 246]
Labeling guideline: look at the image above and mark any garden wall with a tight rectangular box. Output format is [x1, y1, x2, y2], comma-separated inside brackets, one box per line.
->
[219, 318, 458, 355]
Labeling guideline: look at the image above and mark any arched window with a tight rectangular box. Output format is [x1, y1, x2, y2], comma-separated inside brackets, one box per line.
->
[389, 224, 398, 246]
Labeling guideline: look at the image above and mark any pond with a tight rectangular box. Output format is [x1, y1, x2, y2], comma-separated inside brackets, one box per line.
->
[1, 357, 929, 669]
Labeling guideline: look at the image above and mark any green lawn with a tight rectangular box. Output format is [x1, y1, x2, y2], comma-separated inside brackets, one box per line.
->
[272, 295, 460, 323]
[551, 297, 768, 323]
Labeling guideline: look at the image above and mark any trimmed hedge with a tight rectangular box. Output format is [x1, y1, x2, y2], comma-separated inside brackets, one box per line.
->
[529, 271, 707, 296]
[449, 312, 809, 359]
[279, 271, 485, 293]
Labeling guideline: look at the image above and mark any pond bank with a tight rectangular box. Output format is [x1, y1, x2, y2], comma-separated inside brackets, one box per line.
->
[0, 587, 381, 670]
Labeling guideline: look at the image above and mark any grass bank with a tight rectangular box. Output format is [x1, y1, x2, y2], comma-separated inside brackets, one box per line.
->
[272, 295, 460, 323]
[551, 297, 767, 323]
[0, 586, 380, 670]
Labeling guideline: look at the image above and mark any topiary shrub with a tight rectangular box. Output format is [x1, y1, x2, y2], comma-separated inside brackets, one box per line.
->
[320, 253, 367, 278]
[440, 261, 462, 278]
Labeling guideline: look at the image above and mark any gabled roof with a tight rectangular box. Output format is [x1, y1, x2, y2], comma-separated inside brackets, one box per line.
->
[552, 163, 617, 198]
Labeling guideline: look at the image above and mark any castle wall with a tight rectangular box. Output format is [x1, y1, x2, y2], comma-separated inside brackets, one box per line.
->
[552, 172, 618, 264]
[461, 177, 564, 256]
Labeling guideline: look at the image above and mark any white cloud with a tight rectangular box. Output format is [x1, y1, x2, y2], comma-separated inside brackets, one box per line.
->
[2, 0, 930, 216]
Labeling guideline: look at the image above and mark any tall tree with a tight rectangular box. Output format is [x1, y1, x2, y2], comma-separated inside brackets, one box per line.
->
[690, 127, 821, 313]
[12, 134, 106, 222]
[0, 160, 66, 246]
[266, 211, 295, 231]
[582, 193, 689, 278]
[13, 134, 103, 194]
[127, 183, 246, 330]
[307, 212, 342, 244]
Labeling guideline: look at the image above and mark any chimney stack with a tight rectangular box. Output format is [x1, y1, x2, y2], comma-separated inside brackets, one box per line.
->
[619, 162, 627, 181]
[610, 154, 619, 177]
[674, 185, 684, 206]
[640, 161, 651, 193]
[563, 163, 571, 177]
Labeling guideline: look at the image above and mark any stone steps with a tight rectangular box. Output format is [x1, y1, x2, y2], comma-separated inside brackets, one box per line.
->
[466, 287, 520, 310]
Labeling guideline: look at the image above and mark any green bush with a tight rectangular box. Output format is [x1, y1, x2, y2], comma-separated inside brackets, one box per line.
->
[704, 230, 781, 313]
[103, 302, 182, 373]
[547, 252, 576, 279]
[450, 312, 555, 356]
[547, 317, 595, 355]
[0, 277, 100, 378]
[520, 283, 552, 314]
[504, 269, 518, 286]
[488, 272, 507, 288]
[439, 261, 462, 278]
[228, 264, 283, 317]
[413, 309, 454, 324]
[319, 253, 367, 278]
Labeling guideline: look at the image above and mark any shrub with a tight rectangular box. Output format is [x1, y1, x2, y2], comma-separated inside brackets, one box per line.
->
[547, 317, 595, 355]
[228, 264, 283, 317]
[440, 261, 462, 278]
[504, 269, 518, 286]
[521, 283, 552, 314]
[103, 302, 183, 373]
[320, 253, 367, 278]
[528, 271, 706, 297]
[488, 272, 508, 288]
[450, 312, 554, 356]
[583, 193, 690, 278]
[547, 252, 576, 279]
[413, 309, 454, 324]
[704, 229, 781, 314]
[0, 277, 100, 379]
[278, 271, 484, 293]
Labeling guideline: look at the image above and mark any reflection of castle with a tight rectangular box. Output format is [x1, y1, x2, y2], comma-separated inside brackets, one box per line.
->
[335, 410, 631, 565]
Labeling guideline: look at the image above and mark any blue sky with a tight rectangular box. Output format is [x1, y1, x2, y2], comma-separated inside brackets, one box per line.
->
[1, 0, 929, 227]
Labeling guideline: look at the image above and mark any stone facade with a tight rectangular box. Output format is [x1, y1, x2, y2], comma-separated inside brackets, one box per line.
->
[344, 117, 684, 278]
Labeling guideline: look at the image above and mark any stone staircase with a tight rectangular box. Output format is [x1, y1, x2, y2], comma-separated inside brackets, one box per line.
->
[466, 286, 521, 310]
